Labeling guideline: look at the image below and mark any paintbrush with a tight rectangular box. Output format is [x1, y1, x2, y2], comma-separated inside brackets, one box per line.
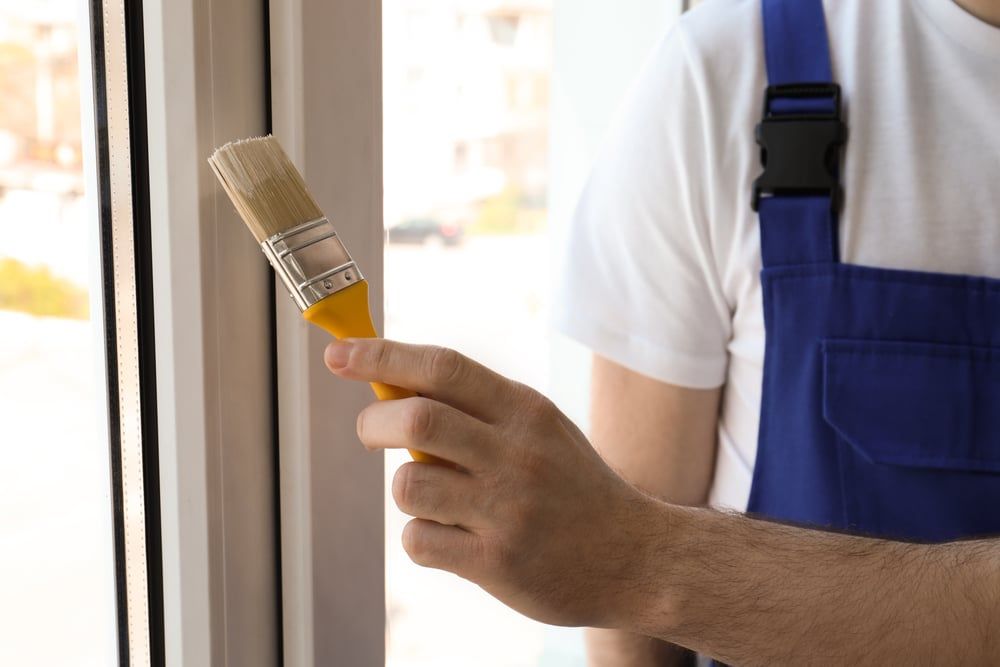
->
[208, 135, 437, 464]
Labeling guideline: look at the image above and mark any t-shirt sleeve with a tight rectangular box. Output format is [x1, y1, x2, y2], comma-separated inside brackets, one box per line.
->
[553, 24, 732, 390]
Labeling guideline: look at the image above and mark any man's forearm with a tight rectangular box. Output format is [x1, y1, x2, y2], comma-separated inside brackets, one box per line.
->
[586, 357, 719, 666]
[631, 504, 1000, 665]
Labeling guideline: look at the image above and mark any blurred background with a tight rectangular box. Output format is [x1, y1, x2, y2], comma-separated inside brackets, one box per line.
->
[0, 1, 119, 665]
[382, 1, 684, 665]
[382, 2, 570, 664]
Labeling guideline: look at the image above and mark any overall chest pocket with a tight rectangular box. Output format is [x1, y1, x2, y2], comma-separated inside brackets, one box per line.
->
[822, 340, 1000, 542]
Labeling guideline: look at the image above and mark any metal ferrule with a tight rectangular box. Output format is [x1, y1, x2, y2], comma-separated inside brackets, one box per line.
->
[261, 217, 365, 312]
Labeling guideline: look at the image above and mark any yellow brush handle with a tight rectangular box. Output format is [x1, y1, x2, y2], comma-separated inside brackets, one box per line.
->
[302, 280, 442, 465]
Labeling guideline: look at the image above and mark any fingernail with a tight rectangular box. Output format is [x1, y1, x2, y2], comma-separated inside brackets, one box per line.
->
[325, 341, 352, 370]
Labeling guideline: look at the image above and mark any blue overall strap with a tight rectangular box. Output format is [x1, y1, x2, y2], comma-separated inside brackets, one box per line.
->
[762, 0, 833, 91]
[755, 0, 845, 268]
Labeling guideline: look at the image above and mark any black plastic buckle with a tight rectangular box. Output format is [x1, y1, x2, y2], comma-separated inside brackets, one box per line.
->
[751, 83, 847, 212]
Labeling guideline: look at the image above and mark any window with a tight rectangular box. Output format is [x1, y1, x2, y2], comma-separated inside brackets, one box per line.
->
[0, 0, 160, 662]
[383, 0, 685, 664]
[2, 1, 690, 664]
[0, 2, 118, 660]
[385, 4, 573, 662]
[3, 0, 282, 663]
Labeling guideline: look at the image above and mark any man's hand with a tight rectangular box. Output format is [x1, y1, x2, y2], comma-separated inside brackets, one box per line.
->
[324, 339, 1000, 666]
[324, 338, 662, 629]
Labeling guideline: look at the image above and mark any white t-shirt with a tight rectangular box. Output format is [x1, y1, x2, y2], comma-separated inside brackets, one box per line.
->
[554, 0, 1000, 512]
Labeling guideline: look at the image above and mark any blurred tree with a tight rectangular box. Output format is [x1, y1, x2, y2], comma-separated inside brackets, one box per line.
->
[471, 186, 546, 235]
[0, 257, 88, 319]
[0, 42, 36, 150]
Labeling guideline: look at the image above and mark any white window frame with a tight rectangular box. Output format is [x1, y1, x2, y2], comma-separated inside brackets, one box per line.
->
[143, 0, 385, 662]
[143, 0, 280, 664]
[269, 1, 386, 664]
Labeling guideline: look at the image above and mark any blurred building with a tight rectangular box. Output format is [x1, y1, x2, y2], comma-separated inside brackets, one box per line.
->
[0, 1, 87, 284]
[383, 0, 552, 227]
[0, 2, 82, 194]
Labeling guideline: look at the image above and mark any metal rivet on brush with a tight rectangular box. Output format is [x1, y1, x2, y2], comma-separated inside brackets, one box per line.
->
[345, 272, 353, 281]
[323, 280, 333, 290]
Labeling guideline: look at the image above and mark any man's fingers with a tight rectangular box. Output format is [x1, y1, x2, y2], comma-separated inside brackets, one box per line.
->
[401, 518, 484, 576]
[326, 338, 518, 422]
[357, 397, 496, 470]
[392, 461, 482, 528]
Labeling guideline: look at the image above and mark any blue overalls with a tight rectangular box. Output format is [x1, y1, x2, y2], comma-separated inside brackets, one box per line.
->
[747, 0, 1000, 552]
[710, 4, 1000, 664]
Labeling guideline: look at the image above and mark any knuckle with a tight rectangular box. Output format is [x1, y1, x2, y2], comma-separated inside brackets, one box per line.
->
[402, 399, 434, 443]
[392, 463, 421, 511]
[517, 446, 548, 481]
[427, 346, 465, 386]
[401, 521, 431, 564]
[366, 340, 392, 371]
[455, 534, 486, 574]
[521, 390, 556, 423]
[510, 495, 535, 527]
[481, 535, 516, 575]
[499, 490, 535, 536]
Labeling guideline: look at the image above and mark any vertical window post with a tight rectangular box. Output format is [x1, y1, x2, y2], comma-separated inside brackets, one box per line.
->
[269, 0, 386, 664]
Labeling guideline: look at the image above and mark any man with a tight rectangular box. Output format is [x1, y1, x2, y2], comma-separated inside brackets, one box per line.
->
[326, 0, 1000, 663]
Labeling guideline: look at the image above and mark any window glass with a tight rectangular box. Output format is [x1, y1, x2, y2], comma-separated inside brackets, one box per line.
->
[384, 1, 584, 664]
[0, 1, 118, 663]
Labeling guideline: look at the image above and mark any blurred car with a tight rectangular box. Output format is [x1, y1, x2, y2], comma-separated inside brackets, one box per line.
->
[387, 218, 464, 247]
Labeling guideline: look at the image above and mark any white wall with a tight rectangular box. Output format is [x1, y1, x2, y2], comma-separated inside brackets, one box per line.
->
[548, 0, 682, 428]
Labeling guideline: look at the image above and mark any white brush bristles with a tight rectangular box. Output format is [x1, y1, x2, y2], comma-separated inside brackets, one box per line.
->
[208, 135, 325, 243]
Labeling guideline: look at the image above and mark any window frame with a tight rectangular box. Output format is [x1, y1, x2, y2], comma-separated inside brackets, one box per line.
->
[142, 0, 280, 664]
[89, 0, 163, 662]
[269, 0, 386, 664]
[140, 0, 386, 662]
